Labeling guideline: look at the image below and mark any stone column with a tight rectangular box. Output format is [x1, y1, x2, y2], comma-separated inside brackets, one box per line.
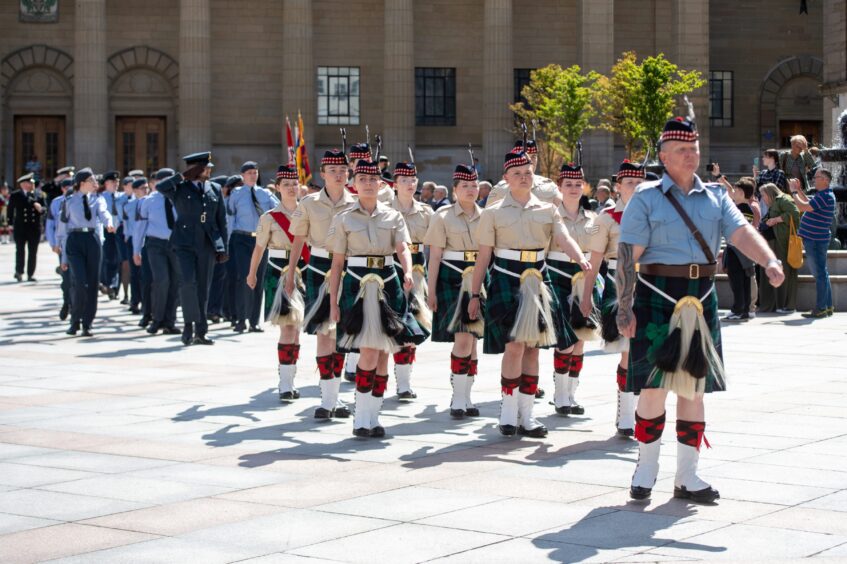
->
[822, 0, 847, 145]
[578, 0, 614, 181]
[73, 0, 108, 170]
[482, 0, 513, 179]
[672, 0, 710, 165]
[282, 0, 314, 161]
[383, 0, 414, 163]
[179, 0, 212, 155]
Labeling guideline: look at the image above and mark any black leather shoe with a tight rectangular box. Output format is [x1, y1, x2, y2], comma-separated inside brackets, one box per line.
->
[314, 407, 332, 419]
[518, 425, 548, 438]
[162, 326, 181, 335]
[81, 328, 93, 337]
[397, 390, 417, 401]
[107, 289, 117, 300]
[233, 322, 246, 333]
[13, 273, 22, 282]
[181, 324, 193, 346]
[129, 306, 141, 314]
[344, 371, 356, 383]
[27, 276, 37, 282]
[570, 404, 585, 415]
[450, 409, 466, 419]
[146, 322, 161, 335]
[248, 325, 264, 333]
[498, 424, 517, 436]
[353, 427, 371, 438]
[535, 387, 545, 399]
[674, 485, 720, 504]
[617, 427, 634, 438]
[370, 426, 386, 438]
[555, 406, 572, 416]
[59, 303, 69, 321]
[192, 335, 214, 345]
[333, 406, 351, 418]
[138, 316, 151, 328]
[209, 315, 221, 324]
[120, 297, 129, 305]
[279, 390, 300, 402]
[630, 486, 652, 501]
[66, 324, 79, 336]
[465, 407, 480, 417]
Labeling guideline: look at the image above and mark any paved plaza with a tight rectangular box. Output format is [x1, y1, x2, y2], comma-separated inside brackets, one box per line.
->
[0, 242, 846, 563]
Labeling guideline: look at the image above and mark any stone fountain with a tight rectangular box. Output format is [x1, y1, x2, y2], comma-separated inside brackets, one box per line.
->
[818, 109, 847, 248]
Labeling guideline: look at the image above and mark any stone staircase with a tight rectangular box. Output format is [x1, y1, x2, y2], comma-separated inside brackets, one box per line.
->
[716, 250, 847, 311]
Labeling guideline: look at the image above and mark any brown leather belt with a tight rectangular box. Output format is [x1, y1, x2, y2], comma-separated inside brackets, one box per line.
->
[639, 263, 716, 279]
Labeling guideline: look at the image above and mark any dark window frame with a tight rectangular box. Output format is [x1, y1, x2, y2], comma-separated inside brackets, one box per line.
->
[415, 67, 456, 126]
[514, 68, 534, 104]
[709, 70, 733, 127]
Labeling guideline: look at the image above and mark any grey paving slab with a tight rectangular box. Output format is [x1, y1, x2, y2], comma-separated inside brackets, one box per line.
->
[0, 461, 100, 488]
[37, 474, 236, 505]
[0, 512, 60, 535]
[42, 537, 259, 564]
[0, 488, 151, 521]
[428, 537, 639, 563]
[289, 523, 508, 564]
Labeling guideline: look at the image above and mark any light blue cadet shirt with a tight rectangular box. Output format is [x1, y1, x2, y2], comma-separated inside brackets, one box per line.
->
[133, 191, 177, 256]
[620, 174, 747, 265]
[56, 191, 114, 256]
[227, 183, 279, 233]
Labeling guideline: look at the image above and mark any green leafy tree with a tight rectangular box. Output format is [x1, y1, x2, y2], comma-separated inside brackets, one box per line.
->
[596, 52, 705, 159]
[510, 64, 600, 178]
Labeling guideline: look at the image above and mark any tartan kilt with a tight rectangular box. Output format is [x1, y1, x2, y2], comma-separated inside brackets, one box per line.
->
[547, 259, 604, 308]
[431, 259, 488, 342]
[263, 256, 305, 321]
[336, 264, 427, 353]
[393, 253, 432, 343]
[302, 254, 333, 335]
[599, 263, 618, 314]
[482, 256, 577, 355]
[627, 273, 724, 395]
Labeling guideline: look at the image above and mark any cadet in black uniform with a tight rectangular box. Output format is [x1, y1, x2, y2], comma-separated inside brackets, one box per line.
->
[157, 152, 228, 345]
[8, 173, 46, 281]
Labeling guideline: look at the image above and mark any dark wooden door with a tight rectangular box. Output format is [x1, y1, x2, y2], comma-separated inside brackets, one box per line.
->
[115, 116, 167, 176]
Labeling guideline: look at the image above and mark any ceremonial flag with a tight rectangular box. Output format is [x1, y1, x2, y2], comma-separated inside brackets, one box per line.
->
[296, 111, 312, 185]
[285, 117, 296, 165]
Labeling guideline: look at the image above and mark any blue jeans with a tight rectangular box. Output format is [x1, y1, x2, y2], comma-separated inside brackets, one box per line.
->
[803, 238, 832, 311]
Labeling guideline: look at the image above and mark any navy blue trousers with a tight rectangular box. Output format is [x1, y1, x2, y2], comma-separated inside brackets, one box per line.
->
[66, 232, 101, 328]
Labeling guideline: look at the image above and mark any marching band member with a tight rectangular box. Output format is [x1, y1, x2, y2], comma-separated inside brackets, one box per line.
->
[586, 160, 644, 436]
[423, 163, 485, 419]
[287, 149, 357, 420]
[469, 149, 588, 438]
[327, 159, 424, 438]
[546, 163, 602, 417]
[247, 165, 307, 402]
[389, 159, 433, 400]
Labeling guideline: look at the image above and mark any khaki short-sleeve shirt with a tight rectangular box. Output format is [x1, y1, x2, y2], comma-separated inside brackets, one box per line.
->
[328, 201, 411, 256]
[289, 187, 356, 249]
[553, 205, 598, 253]
[391, 198, 433, 243]
[423, 203, 481, 251]
[255, 203, 297, 250]
[588, 198, 624, 259]
[476, 192, 565, 249]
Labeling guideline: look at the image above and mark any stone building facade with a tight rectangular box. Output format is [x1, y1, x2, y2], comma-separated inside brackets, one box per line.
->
[0, 0, 830, 185]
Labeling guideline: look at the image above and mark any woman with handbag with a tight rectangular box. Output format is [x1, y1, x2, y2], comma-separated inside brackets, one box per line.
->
[758, 183, 800, 313]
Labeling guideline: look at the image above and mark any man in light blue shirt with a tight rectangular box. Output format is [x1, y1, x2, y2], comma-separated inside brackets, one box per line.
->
[228, 161, 279, 332]
[134, 168, 180, 334]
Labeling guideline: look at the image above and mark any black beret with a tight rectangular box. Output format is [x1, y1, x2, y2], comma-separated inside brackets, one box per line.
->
[74, 168, 95, 184]
[240, 161, 258, 173]
[131, 177, 149, 189]
[155, 168, 176, 180]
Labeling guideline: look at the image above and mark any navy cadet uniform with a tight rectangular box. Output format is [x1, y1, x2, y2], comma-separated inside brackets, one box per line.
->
[98, 171, 122, 298]
[123, 179, 148, 314]
[57, 168, 114, 336]
[620, 116, 747, 504]
[8, 173, 46, 281]
[205, 174, 231, 324]
[228, 161, 279, 332]
[157, 152, 228, 345]
[46, 179, 75, 320]
[134, 168, 180, 334]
